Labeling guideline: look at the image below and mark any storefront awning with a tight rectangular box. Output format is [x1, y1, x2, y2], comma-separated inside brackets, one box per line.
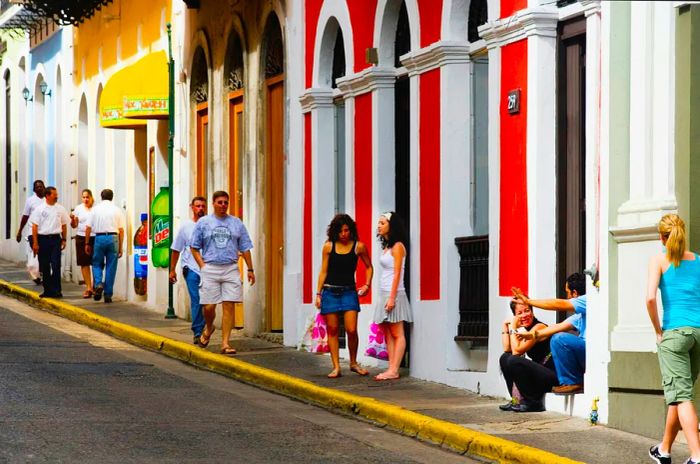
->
[100, 50, 168, 129]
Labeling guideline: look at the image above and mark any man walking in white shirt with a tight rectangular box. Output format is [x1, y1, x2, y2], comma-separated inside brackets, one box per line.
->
[16, 179, 45, 284]
[29, 186, 69, 298]
[84, 189, 125, 303]
[169, 196, 207, 344]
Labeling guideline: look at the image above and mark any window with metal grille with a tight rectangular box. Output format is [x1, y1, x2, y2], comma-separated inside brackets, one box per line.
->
[454, 236, 489, 346]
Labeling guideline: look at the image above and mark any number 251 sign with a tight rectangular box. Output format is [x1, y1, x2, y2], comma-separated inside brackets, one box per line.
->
[507, 89, 520, 115]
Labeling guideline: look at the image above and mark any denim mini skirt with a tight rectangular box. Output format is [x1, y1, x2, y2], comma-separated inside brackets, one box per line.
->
[320, 285, 360, 314]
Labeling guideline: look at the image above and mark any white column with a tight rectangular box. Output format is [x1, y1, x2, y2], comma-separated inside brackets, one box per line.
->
[610, 0, 677, 352]
[526, 20, 558, 304]
[628, 3, 654, 201]
[299, 87, 335, 320]
[582, 0, 611, 422]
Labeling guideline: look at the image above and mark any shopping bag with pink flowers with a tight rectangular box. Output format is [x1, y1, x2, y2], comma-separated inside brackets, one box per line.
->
[310, 312, 330, 354]
[364, 322, 389, 360]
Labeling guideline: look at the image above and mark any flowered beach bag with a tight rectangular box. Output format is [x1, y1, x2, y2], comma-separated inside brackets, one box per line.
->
[365, 322, 389, 360]
[310, 312, 330, 354]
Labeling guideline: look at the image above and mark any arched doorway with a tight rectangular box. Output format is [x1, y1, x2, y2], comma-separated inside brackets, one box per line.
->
[331, 22, 346, 214]
[78, 94, 88, 195]
[94, 85, 105, 191]
[225, 28, 246, 329]
[4, 70, 11, 239]
[261, 13, 284, 333]
[33, 75, 46, 183]
[394, 1, 411, 295]
[191, 47, 209, 198]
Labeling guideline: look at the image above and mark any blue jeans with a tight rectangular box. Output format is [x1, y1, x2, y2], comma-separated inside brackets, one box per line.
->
[92, 235, 118, 296]
[550, 332, 586, 385]
[183, 267, 204, 337]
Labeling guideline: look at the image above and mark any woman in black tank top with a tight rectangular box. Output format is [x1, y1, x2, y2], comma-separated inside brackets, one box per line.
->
[315, 214, 373, 379]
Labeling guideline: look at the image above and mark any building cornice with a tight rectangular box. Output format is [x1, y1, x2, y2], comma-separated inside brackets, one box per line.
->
[478, 6, 559, 49]
[581, 0, 601, 17]
[299, 87, 334, 113]
[335, 67, 396, 97]
[400, 41, 471, 77]
[609, 224, 659, 244]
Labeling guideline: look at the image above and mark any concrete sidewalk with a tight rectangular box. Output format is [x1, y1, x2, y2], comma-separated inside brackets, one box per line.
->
[0, 260, 682, 464]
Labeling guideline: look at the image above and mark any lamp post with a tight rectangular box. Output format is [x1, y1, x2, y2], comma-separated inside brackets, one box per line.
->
[165, 22, 176, 319]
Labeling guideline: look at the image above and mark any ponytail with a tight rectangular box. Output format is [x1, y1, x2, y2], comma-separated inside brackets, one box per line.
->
[658, 214, 687, 267]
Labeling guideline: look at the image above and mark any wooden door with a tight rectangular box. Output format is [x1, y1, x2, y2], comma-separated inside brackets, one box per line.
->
[229, 91, 245, 329]
[266, 75, 284, 332]
[196, 103, 208, 197]
[556, 18, 586, 299]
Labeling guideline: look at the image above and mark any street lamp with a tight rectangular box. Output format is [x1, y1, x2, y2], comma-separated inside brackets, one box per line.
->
[39, 81, 51, 97]
[22, 87, 32, 102]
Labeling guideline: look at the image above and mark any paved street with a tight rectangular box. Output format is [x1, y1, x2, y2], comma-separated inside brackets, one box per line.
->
[0, 295, 477, 464]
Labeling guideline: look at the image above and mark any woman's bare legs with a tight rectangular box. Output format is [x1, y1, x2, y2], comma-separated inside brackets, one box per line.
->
[325, 312, 341, 378]
[81, 265, 93, 292]
[344, 310, 368, 375]
[376, 321, 403, 380]
[660, 404, 680, 454]
[678, 401, 700, 460]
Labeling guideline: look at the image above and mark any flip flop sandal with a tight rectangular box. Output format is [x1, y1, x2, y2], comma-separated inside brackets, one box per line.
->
[220, 347, 237, 355]
[350, 365, 369, 376]
[199, 328, 214, 348]
[82, 290, 93, 298]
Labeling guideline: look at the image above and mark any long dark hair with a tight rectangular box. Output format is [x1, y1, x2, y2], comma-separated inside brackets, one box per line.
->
[326, 214, 359, 242]
[378, 211, 408, 250]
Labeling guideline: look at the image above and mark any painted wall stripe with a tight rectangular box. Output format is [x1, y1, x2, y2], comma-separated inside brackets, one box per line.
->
[420, 69, 441, 300]
[355, 93, 372, 303]
[499, 39, 528, 296]
[303, 113, 313, 303]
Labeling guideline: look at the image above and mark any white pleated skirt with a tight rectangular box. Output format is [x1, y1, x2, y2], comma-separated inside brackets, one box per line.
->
[372, 290, 413, 324]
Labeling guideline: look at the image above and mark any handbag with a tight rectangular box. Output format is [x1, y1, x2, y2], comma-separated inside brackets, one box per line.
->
[310, 312, 330, 354]
[364, 322, 389, 360]
[297, 314, 315, 352]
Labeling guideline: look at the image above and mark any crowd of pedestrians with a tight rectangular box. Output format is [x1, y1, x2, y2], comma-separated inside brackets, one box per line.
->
[20, 179, 700, 463]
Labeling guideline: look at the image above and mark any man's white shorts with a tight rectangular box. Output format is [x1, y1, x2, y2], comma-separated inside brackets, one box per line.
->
[199, 263, 242, 304]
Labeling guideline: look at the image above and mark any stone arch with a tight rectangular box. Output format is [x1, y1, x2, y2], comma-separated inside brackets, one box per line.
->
[261, 12, 284, 79]
[78, 93, 88, 190]
[312, 0, 354, 87]
[94, 84, 106, 190]
[190, 45, 210, 104]
[223, 23, 245, 92]
[375, 0, 420, 67]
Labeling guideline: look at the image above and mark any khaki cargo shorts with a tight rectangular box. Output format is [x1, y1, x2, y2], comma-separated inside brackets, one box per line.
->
[657, 327, 700, 405]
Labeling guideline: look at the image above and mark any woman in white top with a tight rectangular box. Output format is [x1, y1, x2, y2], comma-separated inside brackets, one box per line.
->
[372, 211, 412, 381]
[70, 189, 94, 298]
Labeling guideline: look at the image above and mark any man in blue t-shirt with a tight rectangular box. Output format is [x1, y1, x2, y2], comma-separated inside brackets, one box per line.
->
[191, 190, 254, 356]
[512, 272, 587, 394]
[169, 196, 207, 345]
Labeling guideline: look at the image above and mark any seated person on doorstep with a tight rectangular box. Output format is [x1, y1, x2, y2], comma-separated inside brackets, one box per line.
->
[512, 272, 587, 394]
[499, 297, 558, 413]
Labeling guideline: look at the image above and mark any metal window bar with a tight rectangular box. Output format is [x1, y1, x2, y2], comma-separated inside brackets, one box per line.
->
[454, 235, 489, 346]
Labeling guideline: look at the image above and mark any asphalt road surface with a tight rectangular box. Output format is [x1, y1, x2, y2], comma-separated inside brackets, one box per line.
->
[0, 295, 479, 464]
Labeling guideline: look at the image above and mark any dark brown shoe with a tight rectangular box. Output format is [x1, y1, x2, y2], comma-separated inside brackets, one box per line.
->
[552, 384, 583, 394]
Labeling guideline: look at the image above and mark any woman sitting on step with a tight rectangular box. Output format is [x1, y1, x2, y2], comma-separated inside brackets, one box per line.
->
[499, 298, 557, 413]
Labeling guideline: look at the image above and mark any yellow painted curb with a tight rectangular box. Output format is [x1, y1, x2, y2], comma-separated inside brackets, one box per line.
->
[0, 279, 583, 464]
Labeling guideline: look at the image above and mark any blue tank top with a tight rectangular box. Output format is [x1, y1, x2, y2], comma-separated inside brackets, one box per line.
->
[659, 253, 700, 330]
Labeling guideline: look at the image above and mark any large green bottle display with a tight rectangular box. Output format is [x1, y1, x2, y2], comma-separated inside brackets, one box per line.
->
[151, 187, 171, 268]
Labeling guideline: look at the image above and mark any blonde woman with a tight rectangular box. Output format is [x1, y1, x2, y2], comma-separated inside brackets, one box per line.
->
[373, 212, 412, 381]
[70, 189, 94, 298]
[647, 214, 700, 464]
